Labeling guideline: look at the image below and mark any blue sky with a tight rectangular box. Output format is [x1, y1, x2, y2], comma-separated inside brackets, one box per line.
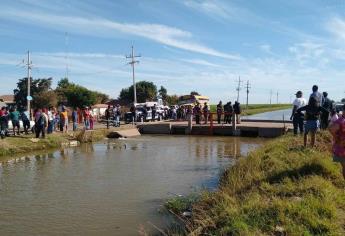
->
[1, 0, 345, 103]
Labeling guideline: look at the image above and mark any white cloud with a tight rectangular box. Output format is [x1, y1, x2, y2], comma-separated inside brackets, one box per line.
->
[259, 44, 272, 54]
[327, 16, 345, 41]
[0, 8, 239, 60]
[184, 0, 231, 19]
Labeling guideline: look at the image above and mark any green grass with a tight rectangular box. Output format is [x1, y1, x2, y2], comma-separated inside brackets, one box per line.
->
[0, 128, 111, 158]
[209, 103, 291, 116]
[167, 132, 345, 235]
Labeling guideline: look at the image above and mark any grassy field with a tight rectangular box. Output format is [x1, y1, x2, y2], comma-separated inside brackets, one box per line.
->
[210, 103, 291, 116]
[166, 132, 345, 235]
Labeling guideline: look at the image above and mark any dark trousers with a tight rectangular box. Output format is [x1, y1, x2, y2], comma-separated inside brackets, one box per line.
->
[293, 115, 304, 135]
[320, 113, 329, 130]
[195, 115, 200, 124]
[23, 120, 30, 134]
[35, 125, 45, 138]
[217, 114, 221, 124]
[152, 112, 156, 121]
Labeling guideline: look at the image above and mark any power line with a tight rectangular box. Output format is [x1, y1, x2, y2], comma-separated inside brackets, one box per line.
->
[65, 32, 69, 79]
[236, 76, 243, 102]
[126, 45, 141, 104]
[245, 80, 251, 109]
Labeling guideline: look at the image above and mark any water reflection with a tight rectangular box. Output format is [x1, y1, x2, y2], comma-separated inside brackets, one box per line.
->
[0, 135, 265, 235]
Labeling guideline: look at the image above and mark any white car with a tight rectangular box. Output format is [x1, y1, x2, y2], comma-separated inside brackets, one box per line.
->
[7, 120, 35, 130]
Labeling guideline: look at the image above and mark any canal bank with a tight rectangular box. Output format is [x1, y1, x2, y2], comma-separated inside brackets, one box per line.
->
[166, 132, 345, 235]
[0, 125, 140, 158]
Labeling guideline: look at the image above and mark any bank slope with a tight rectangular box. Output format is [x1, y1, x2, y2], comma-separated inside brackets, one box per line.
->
[172, 132, 345, 235]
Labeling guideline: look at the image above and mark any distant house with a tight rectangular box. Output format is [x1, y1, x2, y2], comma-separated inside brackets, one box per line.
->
[0, 95, 15, 107]
[91, 104, 109, 117]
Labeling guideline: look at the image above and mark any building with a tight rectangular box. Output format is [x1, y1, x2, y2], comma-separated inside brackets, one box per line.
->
[0, 95, 15, 107]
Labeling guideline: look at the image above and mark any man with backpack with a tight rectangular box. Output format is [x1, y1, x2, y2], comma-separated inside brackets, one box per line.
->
[35, 109, 48, 138]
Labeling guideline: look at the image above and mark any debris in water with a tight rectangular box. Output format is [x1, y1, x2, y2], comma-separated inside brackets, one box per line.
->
[182, 211, 192, 217]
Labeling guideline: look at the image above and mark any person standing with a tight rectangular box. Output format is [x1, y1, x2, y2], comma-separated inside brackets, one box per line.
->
[115, 104, 121, 127]
[152, 104, 157, 122]
[105, 105, 111, 129]
[223, 102, 229, 124]
[290, 91, 307, 135]
[60, 106, 68, 133]
[216, 101, 223, 124]
[233, 101, 242, 124]
[21, 108, 31, 134]
[9, 107, 20, 136]
[72, 108, 78, 131]
[130, 104, 136, 125]
[203, 102, 209, 124]
[89, 107, 94, 130]
[47, 107, 54, 134]
[0, 107, 8, 139]
[297, 96, 328, 147]
[329, 104, 345, 179]
[83, 107, 90, 130]
[193, 103, 201, 125]
[321, 92, 333, 129]
[310, 85, 324, 106]
[228, 102, 233, 124]
[35, 109, 47, 138]
[54, 111, 60, 132]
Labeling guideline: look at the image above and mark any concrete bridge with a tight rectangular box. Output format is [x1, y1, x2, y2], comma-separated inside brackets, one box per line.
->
[137, 118, 292, 138]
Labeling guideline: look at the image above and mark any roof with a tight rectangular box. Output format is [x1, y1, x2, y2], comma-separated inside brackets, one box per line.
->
[92, 104, 109, 108]
[0, 95, 14, 103]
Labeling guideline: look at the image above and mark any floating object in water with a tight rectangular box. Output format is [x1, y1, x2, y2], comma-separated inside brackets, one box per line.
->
[167, 192, 183, 197]
[182, 211, 192, 217]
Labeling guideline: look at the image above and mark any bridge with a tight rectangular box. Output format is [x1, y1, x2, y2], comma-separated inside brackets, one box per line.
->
[137, 113, 292, 138]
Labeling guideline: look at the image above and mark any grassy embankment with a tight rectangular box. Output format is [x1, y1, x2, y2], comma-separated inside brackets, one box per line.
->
[210, 104, 291, 116]
[166, 132, 345, 235]
[0, 128, 112, 158]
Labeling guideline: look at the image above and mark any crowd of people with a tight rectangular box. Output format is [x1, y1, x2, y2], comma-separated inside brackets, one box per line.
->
[105, 104, 121, 128]
[290, 85, 337, 147]
[0, 105, 98, 139]
[289, 85, 345, 179]
[165, 101, 242, 125]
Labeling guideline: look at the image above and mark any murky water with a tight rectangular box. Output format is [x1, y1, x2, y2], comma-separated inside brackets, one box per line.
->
[0, 135, 265, 235]
[243, 108, 291, 120]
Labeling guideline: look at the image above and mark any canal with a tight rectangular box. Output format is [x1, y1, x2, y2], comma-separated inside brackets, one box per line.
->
[0, 135, 265, 235]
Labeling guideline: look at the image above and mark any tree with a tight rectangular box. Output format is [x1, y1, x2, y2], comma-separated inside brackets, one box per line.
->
[341, 98, 345, 103]
[13, 77, 55, 109]
[56, 78, 108, 108]
[119, 81, 157, 103]
[166, 94, 179, 105]
[190, 91, 200, 96]
[33, 90, 57, 109]
[158, 86, 168, 101]
[94, 91, 109, 104]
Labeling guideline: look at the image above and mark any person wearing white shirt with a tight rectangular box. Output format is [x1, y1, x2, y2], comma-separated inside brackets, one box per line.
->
[291, 91, 307, 135]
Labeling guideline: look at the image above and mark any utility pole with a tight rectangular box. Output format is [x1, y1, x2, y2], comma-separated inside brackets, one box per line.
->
[65, 32, 69, 79]
[236, 76, 243, 102]
[245, 80, 251, 109]
[126, 46, 141, 104]
[26, 51, 33, 119]
[269, 89, 273, 105]
[276, 91, 279, 104]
